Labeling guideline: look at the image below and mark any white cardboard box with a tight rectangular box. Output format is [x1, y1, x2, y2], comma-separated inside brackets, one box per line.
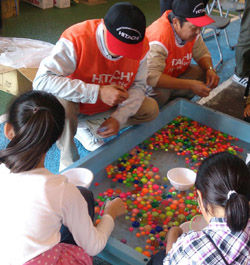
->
[54, 0, 70, 8]
[22, 0, 53, 9]
[0, 65, 38, 96]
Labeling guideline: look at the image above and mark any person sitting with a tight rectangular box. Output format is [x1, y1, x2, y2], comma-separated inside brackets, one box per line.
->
[244, 94, 250, 122]
[0, 90, 126, 265]
[147, 152, 249, 265]
[243, 72, 250, 123]
[146, 0, 220, 107]
[232, 0, 250, 89]
[33, 2, 159, 170]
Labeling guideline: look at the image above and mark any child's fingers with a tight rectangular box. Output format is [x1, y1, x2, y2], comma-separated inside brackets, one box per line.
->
[104, 200, 111, 208]
[244, 105, 250, 117]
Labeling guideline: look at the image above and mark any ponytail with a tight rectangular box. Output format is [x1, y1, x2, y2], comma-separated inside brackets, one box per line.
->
[196, 152, 250, 232]
[226, 192, 249, 232]
[0, 91, 65, 173]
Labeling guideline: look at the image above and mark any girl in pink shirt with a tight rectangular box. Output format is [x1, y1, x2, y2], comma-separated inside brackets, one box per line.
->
[0, 90, 125, 265]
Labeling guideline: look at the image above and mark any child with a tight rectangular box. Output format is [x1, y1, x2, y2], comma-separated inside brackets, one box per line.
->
[148, 152, 250, 265]
[0, 91, 126, 265]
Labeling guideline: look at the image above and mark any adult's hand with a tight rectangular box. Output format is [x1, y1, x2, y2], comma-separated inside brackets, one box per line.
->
[206, 69, 220, 88]
[99, 85, 129, 106]
[191, 80, 211, 97]
[104, 198, 126, 220]
[97, 117, 120, 138]
[244, 104, 250, 117]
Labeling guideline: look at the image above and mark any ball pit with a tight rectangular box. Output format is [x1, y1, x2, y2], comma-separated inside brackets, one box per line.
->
[94, 116, 243, 258]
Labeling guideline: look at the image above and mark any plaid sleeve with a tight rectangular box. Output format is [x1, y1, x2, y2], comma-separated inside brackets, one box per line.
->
[163, 233, 190, 264]
[163, 231, 203, 265]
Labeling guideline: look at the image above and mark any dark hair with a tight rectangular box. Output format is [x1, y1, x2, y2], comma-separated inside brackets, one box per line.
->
[168, 12, 187, 27]
[195, 152, 250, 232]
[0, 91, 65, 173]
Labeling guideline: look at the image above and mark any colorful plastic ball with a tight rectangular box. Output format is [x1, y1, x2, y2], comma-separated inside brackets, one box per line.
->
[142, 251, 151, 257]
[132, 221, 140, 228]
[135, 247, 143, 253]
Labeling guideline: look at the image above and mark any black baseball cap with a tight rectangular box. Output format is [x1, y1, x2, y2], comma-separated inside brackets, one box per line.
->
[172, 0, 214, 27]
[104, 2, 146, 60]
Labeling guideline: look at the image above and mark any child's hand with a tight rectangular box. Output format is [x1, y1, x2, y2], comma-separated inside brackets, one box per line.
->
[104, 198, 126, 220]
[244, 104, 250, 117]
[165, 226, 183, 253]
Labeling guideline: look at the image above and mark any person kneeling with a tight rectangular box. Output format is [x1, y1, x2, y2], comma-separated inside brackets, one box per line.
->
[146, 0, 219, 107]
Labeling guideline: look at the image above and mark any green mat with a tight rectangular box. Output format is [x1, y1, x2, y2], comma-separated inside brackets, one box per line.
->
[2, 0, 161, 44]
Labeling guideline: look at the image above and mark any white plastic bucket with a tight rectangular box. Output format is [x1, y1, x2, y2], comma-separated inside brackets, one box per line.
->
[62, 168, 94, 188]
[167, 167, 196, 191]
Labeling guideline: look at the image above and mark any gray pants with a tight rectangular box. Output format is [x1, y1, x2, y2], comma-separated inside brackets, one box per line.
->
[57, 96, 159, 171]
[151, 64, 205, 108]
[235, 0, 250, 78]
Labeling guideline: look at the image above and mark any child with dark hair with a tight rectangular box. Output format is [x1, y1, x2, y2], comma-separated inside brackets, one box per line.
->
[0, 91, 126, 265]
[148, 152, 250, 265]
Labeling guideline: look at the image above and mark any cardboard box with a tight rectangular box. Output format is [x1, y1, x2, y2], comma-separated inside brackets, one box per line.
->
[1, 0, 19, 19]
[54, 0, 70, 8]
[0, 65, 38, 96]
[22, 0, 53, 9]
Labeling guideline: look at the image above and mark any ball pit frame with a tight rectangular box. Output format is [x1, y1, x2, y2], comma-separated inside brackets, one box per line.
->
[61, 98, 250, 265]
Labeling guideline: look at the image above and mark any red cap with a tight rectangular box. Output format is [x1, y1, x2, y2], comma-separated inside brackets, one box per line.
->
[186, 15, 215, 27]
[104, 2, 146, 60]
[172, 0, 215, 27]
[106, 29, 144, 60]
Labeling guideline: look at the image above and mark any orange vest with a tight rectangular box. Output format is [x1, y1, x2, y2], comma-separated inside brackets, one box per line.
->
[146, 11, 196, 78]
[61, 19, 149, 115]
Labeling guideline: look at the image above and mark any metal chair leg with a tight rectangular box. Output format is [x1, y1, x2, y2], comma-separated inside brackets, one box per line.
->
[202, 30, 220, 40]
[224, 28, 234, 50]
[213, 29, 223, 70]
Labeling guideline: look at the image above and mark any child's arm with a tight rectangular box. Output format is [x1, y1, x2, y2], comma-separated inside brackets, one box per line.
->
[61, 186, 126, 256]
[244, 96, 250, 117]
[165, 226, 183, 253]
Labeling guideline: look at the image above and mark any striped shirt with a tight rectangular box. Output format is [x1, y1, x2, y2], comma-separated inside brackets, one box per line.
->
[164, 218, 250, 265]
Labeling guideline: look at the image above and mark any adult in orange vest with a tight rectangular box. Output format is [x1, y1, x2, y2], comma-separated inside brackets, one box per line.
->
[147, 0, 220, 107]
[33, 2, 159, 171]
